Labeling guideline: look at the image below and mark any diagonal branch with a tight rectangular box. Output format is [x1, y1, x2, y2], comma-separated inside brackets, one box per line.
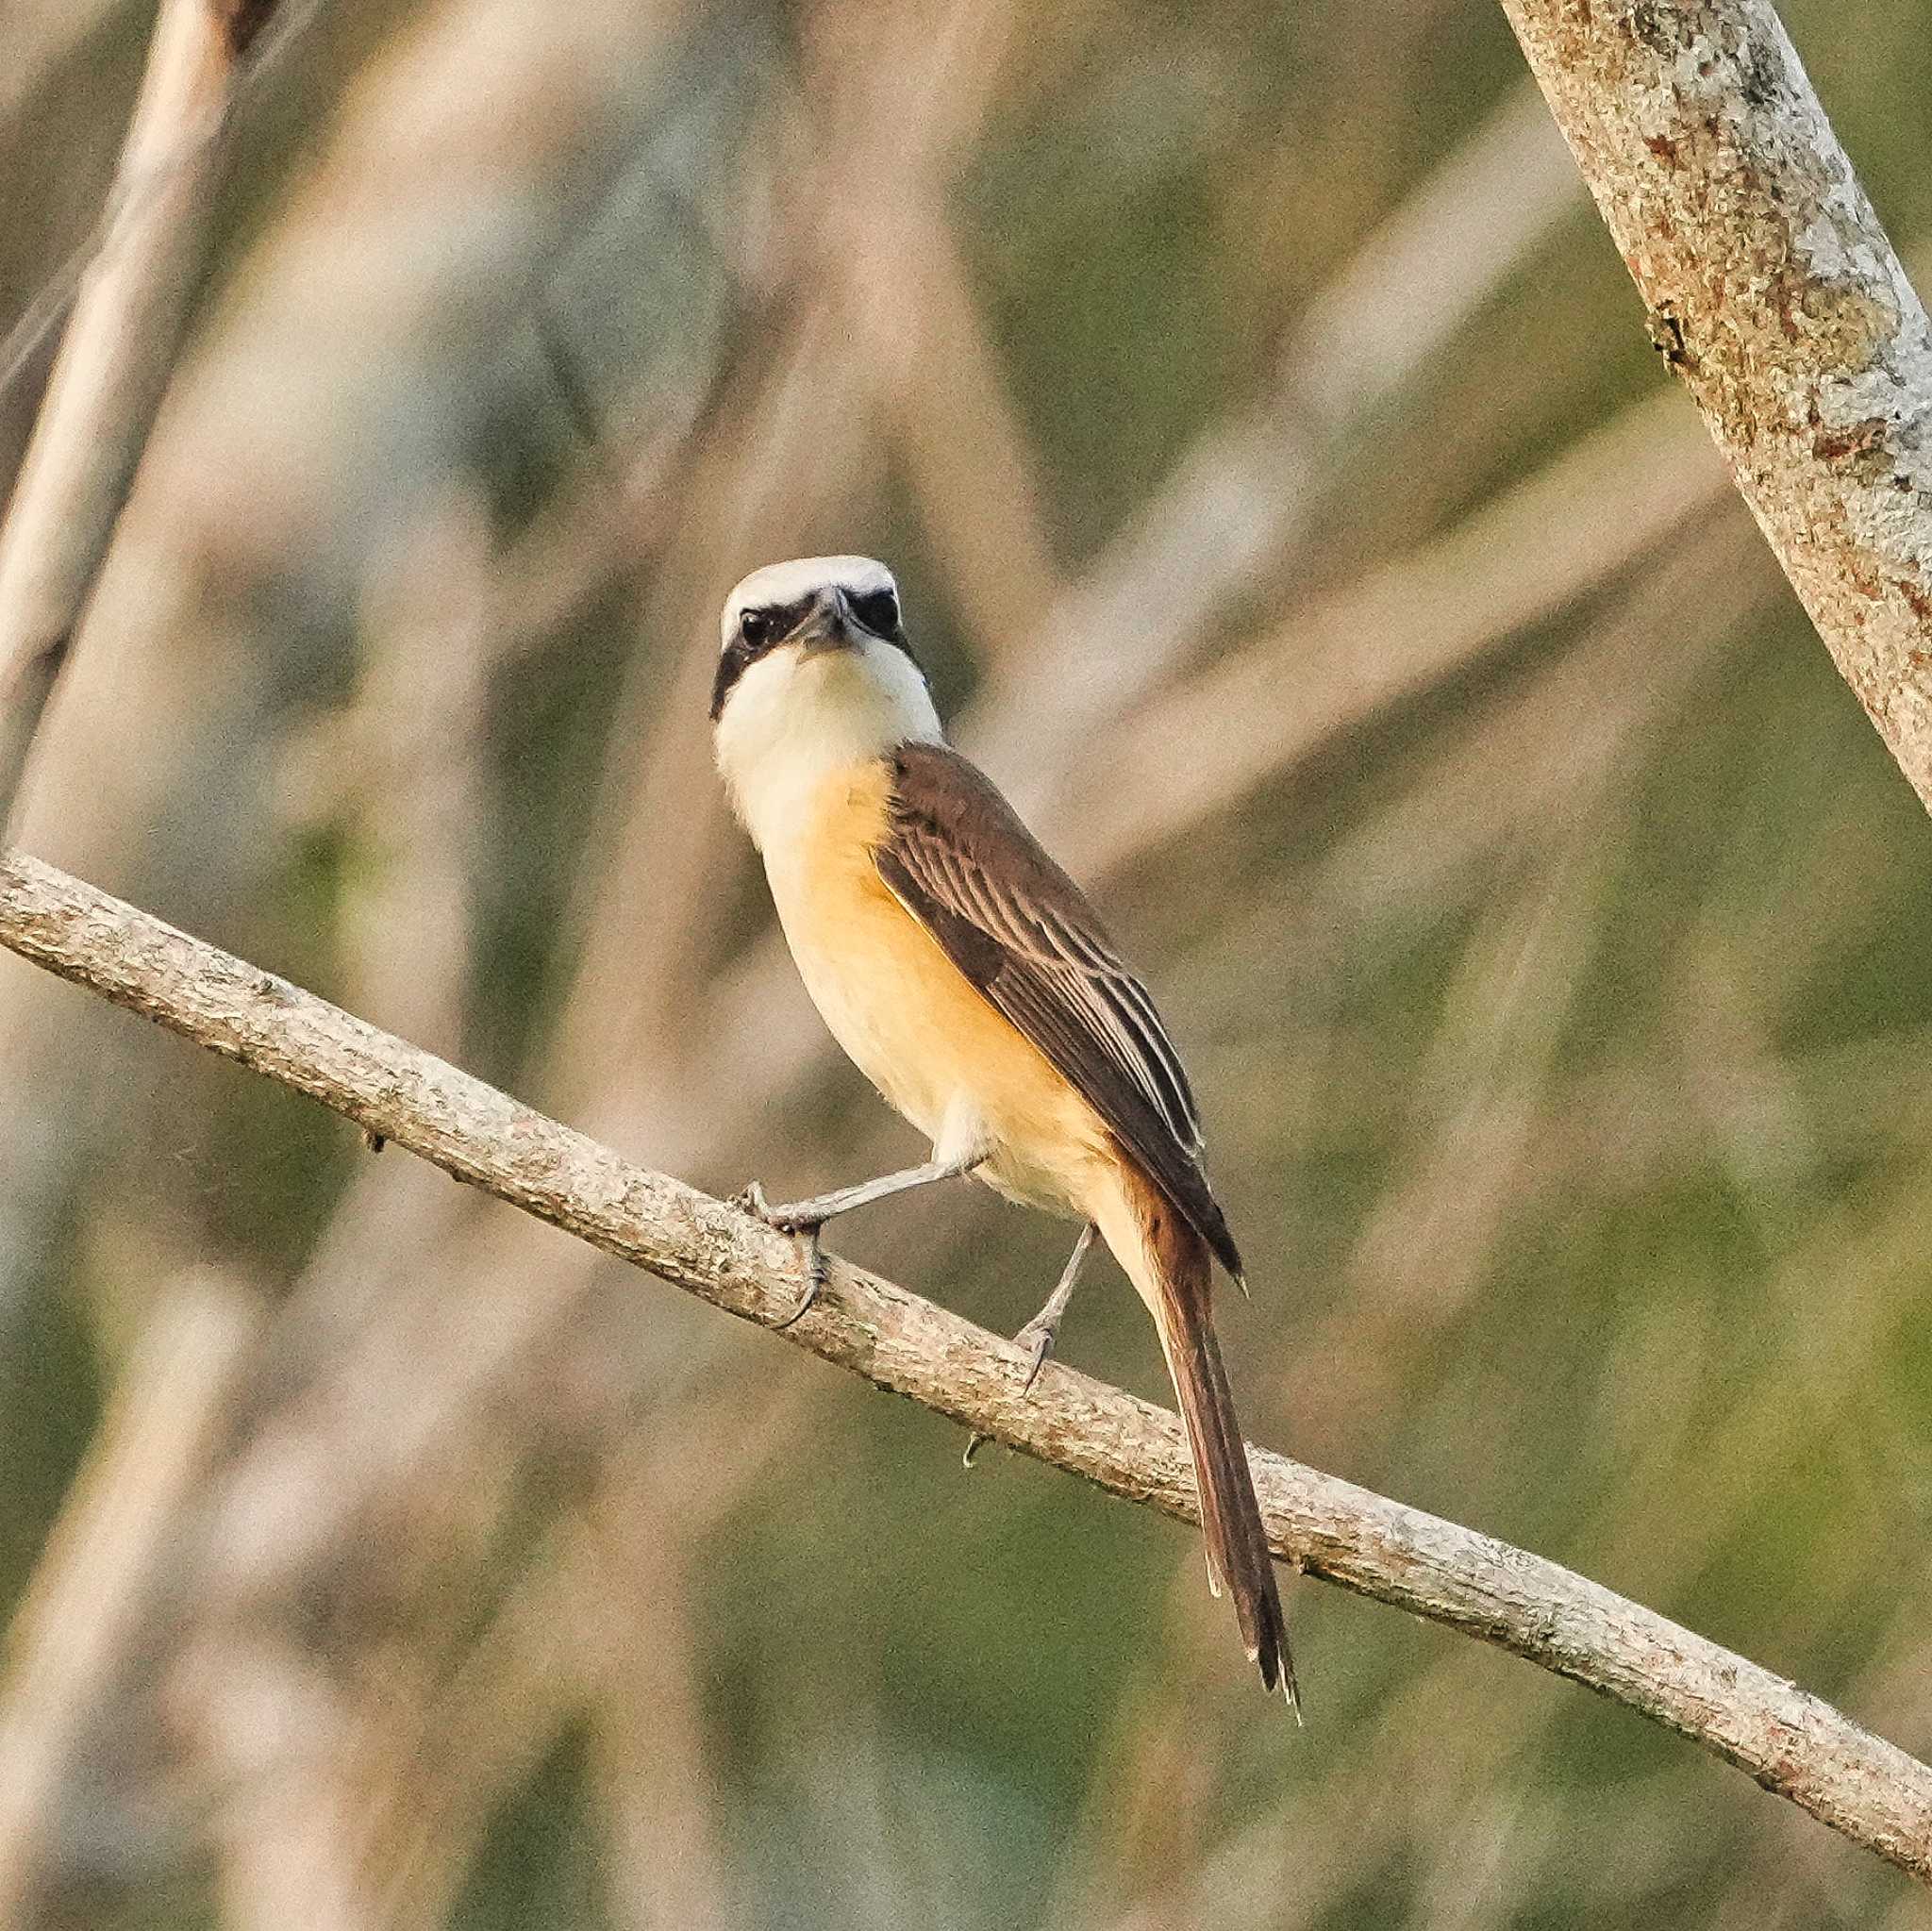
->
[1501, 0, 1932, 811]
[1, 849, 1930, 1884]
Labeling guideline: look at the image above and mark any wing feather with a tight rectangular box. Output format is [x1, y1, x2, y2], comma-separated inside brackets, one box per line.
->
[878, 742, 1241, 1278]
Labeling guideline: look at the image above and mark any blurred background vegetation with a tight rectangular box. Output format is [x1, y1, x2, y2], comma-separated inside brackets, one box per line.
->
[3, 0, 1932, 1924]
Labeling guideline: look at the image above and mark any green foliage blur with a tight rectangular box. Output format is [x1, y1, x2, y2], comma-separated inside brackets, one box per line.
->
[4, 0, 1932, 1925]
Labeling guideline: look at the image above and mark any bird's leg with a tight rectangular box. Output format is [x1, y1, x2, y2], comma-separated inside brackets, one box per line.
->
[1013, 1222, 1095, 1388]
[736, 1157, 982, 1234]
[734, 1147, 986, 1328]
[964, 1223, 1096, 1467]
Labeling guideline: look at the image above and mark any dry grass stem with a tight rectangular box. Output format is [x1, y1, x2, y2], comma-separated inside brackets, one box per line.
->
[0, 0, 278, 832]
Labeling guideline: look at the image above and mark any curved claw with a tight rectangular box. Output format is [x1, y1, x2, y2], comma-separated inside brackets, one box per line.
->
[963, 1320, 1059, 1469]
[734, 1184, 828, 1328]
[771, 1227, 825, 1330]
[1014, 1317, 1057, 1395]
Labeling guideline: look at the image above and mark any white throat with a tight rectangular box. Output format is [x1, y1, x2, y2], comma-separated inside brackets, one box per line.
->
[713, 636, 942, 853]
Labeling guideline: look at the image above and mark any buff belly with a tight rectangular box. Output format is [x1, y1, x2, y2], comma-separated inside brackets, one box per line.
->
[761, 760, 1115, 1219]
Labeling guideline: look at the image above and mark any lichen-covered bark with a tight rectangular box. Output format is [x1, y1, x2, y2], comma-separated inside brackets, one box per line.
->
[1502, 0, 1932, 807]
[2, 848, 1931, 1880]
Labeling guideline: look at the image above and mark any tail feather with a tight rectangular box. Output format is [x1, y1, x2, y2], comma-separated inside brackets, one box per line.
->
[1109, 1168, 1297, 1709]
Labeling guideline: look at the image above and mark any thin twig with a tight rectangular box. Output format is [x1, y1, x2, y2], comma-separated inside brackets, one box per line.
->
[0, 850, 1929, 1883]
[1501, 0, 1932, 810]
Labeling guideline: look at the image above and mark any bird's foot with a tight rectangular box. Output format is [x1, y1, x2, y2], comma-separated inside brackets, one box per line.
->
[731, 1178, 826, 1237]
[732, 1180, 827, 1327]
[773, 1230, 825, 1329]
[1013, 1308, 1060, 1394]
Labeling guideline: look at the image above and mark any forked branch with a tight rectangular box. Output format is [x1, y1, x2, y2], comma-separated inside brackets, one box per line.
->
[1, 847, 1928, 1884]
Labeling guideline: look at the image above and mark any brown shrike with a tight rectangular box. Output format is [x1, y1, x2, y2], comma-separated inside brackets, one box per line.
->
[712, 555, 1293, 1705]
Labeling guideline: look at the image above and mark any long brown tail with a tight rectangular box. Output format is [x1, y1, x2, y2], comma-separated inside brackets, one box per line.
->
[1112, 1171, 1297, 1708]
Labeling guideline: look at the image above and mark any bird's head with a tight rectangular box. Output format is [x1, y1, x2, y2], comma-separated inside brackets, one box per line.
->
[711, 556, 941, 842]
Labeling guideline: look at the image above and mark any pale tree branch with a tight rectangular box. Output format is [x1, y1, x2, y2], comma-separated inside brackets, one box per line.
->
[0, 0, 282, 833]
[1501, 0, 1932, 810]
[1, 850, 1930, 1883]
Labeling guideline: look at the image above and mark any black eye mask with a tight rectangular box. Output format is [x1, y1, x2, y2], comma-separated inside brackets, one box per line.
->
[710, 587, 919, 721]
[711, 597, 808, 720]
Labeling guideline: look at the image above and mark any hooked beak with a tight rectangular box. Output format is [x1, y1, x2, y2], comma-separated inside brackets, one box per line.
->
[793, 591, 857, 657]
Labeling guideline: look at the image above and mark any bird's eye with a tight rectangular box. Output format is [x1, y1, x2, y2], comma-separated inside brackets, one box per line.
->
[849, 588, 901, 636]
[739, 607, 774, 647]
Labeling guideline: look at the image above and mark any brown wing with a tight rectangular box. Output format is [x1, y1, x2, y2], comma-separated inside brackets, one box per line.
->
[877, 741, 1242, 1280]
